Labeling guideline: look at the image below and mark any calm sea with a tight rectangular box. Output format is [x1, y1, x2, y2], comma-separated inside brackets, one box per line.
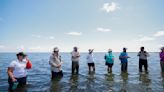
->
[0, 52, 164, 92]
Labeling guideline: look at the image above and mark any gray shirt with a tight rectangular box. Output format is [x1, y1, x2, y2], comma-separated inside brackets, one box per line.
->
[137, 51, 149, 60]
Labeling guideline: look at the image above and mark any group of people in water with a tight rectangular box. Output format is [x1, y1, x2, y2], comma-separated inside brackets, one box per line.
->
[7, 46, 164, 91]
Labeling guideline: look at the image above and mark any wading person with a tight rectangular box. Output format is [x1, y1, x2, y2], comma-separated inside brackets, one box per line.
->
[119, 48, 130, 72]
[137, 47, 149, 73]
[49, 47, 63, 79]
[104, 49, 114, 73]
[7, 52, 32, 91]
[71, 47, 80, 74]
[160, 47, 164, 72]
[86, 49, 95, 72]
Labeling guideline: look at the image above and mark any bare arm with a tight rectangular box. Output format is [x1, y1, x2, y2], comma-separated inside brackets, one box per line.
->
[7, 67, 16, 82]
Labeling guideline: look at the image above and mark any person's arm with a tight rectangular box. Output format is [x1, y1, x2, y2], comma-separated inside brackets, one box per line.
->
[137, 52, 140, 56]
[7, 67, 17, 82]
[49, 57, 58, 67]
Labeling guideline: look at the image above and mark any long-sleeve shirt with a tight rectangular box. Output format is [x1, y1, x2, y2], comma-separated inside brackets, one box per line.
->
[104, 52, 114, 64]
[119, 52, 129, 63]
[160, 52, 164, 61]
[137, 51, 149, 60]
[49, 55, 62, 72]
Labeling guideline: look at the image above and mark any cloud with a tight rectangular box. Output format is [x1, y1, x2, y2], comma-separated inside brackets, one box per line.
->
[31, 34, 41, 38]
[48, 36, 55, 40]
[66, 32, 82, 36]
[154, 31, 164, 37]
[138, 36, 155, 42]
[97, 27, 111, 32]
[101, 2, 120, 13]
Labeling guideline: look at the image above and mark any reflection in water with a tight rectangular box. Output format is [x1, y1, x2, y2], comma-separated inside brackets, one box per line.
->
[120, 72, 129, 92]
[139, 73, 152, 92]
[69, 75, 79, 91]
[161, 73, 164, 90]
[50, 78, 63, 92]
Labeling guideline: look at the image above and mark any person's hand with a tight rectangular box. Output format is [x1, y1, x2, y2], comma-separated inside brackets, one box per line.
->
[12, 77, 17, 82]
[57, 64, 61, 68]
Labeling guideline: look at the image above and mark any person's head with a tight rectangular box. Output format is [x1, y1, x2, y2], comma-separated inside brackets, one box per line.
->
[16, 52, 26, 61]
[108, 49, 112, 53]
[53, 47, 59, 55]
[88, 49, 94, 54]
[123, 47, 127, 52]
[161, 47, 164, 52]
[140, 46, 144, 51]
[73, 46, 78, 52]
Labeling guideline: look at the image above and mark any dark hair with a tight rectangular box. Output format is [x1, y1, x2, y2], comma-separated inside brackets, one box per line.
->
[16, 52, 26, 57]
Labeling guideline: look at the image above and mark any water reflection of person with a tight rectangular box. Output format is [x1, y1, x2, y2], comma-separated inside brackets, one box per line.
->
[69, 75, 79, 91]
[50, 79, 62, 92]
[139, 74, 151, 86]
[120, 72, 129, 92]
[105, 73, 114, 82]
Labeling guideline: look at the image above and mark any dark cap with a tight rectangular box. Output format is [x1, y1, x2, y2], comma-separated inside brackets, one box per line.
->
[16, 52, 27, 57]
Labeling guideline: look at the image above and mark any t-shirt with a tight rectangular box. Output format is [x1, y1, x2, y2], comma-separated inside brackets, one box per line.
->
[138, 51, 149, 60]
[49, 55, 62, 72]
[86, 54, 94, 63]
[119, 52, 128, 63]
[71, 51, 80, 62]
[160, 52, 164, 61]
[8, 59, 27, 78]
[105, 52, 114, 64]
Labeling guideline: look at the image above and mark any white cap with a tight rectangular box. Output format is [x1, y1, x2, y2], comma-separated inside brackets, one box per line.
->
[108, 49, 112, 52]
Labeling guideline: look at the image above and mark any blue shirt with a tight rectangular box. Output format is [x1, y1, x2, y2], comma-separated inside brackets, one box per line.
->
[105, 52, 114, 64]
[119, 52, 128, 63]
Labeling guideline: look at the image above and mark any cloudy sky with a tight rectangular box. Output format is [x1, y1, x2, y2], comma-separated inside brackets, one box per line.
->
[0, 0, 164, 52]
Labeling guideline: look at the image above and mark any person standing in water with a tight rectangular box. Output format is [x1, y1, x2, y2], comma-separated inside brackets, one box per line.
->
[160, 47, 164, 72]
[49, 47, 63, 79]
[137, 47, 149, 73]
[104, 49, 114, 73]
[86, 49, 95, 72]
[119, 48, 130, 72]
[7, 52, 32, 91]
[71, 47, 80, 74]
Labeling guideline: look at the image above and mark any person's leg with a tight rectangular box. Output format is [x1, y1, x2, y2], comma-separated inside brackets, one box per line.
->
[161, 62, 164, 72]
[76, 62, 79, 74]
[121, 63, 123, 72]
[125, 62, 128, 72]
[72, 62, 75, 74]
[58, 70, 63, 77]
[16, 77, 27, 88]
[8, 77, 14, 91]
[144, 60, 148, 72]
[93, 63, 95, 71]
[139, 59, 142, 72]
[88, 63, 91, 71]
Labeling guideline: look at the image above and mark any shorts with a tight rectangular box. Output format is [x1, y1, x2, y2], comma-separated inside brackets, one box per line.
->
[88, 63, 95, 67]
[106, 62, 113, 67]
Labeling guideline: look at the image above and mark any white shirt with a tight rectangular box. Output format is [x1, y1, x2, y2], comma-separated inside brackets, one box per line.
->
[138, 51, 150, 60]
[86, 54, 94, 63]
[71, 51, 80, 62]
[49, 55, 62, 72]
[8, 59, 27, 78]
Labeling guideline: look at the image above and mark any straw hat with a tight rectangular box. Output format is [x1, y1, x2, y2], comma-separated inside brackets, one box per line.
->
[53, 47, 59, 52]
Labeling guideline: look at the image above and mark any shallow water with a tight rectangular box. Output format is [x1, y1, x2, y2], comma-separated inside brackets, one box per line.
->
[0, 52, 164, 92]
